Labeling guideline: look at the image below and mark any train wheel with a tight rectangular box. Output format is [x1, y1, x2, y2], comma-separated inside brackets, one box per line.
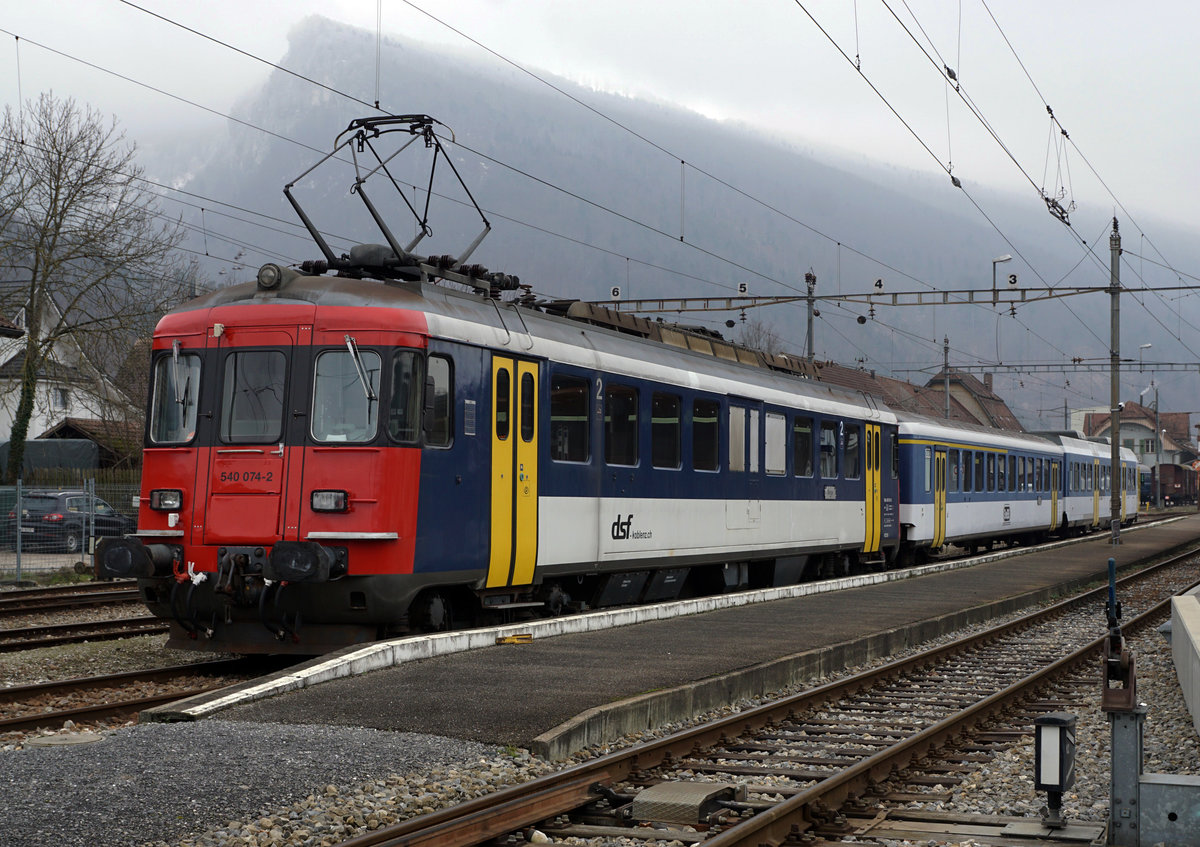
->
[410, 591, 451, 632]
[540, 584, 570, 616]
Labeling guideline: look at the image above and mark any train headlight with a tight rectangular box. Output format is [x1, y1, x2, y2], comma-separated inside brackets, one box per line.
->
[150, 489, 183, 510]
[311, 490, 349, 512]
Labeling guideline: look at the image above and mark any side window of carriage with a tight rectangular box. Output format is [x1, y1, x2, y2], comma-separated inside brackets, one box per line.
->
[424, 355, 453, 447]
[819, 421, 838, 478]
[387, 350, 425, 444]
[692, 398, 720, 472]
[604, 384, 639, 466]
[652, 392, 682, 470]
[793, 416, 814, 477]
[549, 374, 590, 462]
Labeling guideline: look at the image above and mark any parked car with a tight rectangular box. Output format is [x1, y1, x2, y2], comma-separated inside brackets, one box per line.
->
[7, 490, 137, 554]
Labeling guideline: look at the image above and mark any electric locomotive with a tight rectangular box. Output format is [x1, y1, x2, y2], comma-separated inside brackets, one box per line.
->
[97, 259, 903, 653]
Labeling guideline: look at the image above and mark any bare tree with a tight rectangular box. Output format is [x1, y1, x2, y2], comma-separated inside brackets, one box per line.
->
[0, 93, 191, 483]
[737, 318, 786, 356]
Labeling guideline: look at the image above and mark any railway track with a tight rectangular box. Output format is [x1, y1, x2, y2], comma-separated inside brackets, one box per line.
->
[0, 615, 169, 652]
[0, 659, 260, 735]
[331, 547, 1200, 847]
[0, 580, 139, 618]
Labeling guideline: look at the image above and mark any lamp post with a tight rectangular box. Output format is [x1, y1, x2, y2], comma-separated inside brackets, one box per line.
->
[992, 254, 1012, 305]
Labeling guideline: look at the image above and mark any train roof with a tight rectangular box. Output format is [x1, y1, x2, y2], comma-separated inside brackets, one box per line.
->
[166, 269, 896, 424]
[893, 411, 1057, 452]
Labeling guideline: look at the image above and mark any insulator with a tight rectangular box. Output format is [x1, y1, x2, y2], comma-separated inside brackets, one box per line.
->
[300, 260, 328, 275]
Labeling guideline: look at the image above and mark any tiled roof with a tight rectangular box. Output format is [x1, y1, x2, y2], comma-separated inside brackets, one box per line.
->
[816, 362, 990, 425]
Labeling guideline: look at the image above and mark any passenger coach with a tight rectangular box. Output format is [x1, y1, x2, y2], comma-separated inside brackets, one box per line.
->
[896, 415, 1061, 562]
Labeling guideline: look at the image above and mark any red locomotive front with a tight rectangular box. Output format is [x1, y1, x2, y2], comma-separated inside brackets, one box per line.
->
[98, 276, 436, 653]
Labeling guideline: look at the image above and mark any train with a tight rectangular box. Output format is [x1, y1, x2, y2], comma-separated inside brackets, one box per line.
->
[1146, 462, 1198, 506]
[96, 259, 1141, 654]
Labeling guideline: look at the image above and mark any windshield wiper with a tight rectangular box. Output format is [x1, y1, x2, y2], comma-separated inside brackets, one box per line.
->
[344, 335, 378, 402]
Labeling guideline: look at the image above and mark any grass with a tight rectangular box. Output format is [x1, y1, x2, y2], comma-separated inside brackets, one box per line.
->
[0, 565, 93, 586]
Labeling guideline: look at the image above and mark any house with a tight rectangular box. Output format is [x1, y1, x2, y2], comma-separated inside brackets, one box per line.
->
[0, 296, 132, 459]
[39, 417, 143, 470]
[816, 363, 1026, 431]
[1082, 401, 1198, 471]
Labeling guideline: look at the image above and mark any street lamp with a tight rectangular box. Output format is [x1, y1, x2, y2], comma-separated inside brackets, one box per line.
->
[992, 254, 1013, 304]
[1139, 342, 1152, 373]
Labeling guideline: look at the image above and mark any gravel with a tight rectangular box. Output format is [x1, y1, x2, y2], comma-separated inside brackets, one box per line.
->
[1, 721, 511, 847]
[921, 624, 1200, 824]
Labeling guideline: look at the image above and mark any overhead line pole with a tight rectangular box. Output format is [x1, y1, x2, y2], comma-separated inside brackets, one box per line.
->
[1110, 219, 1122, 546]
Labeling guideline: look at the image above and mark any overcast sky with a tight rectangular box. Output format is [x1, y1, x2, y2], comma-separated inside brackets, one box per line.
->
[2, 0, 1196, 227]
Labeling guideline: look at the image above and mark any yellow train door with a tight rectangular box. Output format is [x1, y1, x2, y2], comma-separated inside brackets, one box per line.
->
[863, 424, 881, 554]
[932, 448, 948, 548]
[487, 356, 539, 588]
[1050, 461, 1060, 531]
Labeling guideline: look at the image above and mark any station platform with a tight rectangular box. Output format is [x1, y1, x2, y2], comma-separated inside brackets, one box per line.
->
[154, 516, 1200, 759]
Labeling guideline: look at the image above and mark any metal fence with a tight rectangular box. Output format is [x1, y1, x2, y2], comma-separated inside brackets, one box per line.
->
[1, 479, 141, 583]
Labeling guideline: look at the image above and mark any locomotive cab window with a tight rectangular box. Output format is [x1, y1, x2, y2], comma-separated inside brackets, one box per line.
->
[312, 348, 380, 443]
[550, 375, 589, 462]
[149, 351, 201, 444]
[425, 355, 453, 447]
[221, 350, 286, 443]
[693, 399, 719, 471]
[651, 392, 681, 469]
[604, 384, 639, 466]
[387, 350, 424, 444]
